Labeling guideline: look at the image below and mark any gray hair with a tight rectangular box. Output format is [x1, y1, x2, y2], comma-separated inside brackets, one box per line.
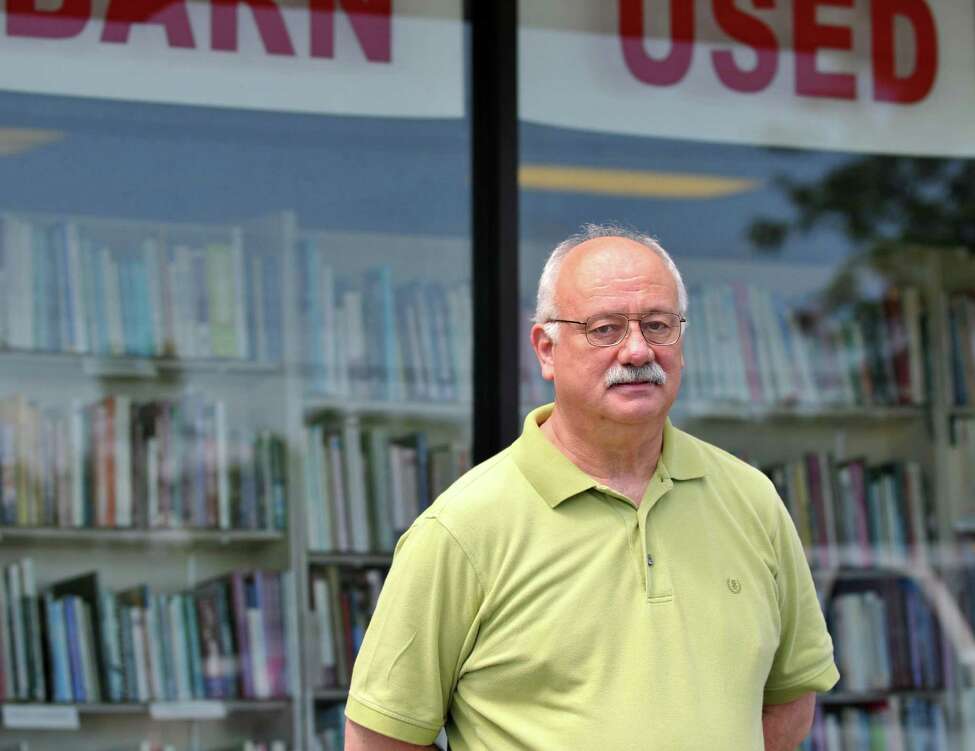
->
[534, 223, 688, 342]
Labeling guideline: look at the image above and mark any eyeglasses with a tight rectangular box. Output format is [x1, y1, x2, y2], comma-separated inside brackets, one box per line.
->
[547, 312, 686, 347]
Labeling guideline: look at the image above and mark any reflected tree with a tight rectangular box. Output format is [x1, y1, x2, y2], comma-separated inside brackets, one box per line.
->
[750, 155, 975, 308]
[751, 156, 975, 251]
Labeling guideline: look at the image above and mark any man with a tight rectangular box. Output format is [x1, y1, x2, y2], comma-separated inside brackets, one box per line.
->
[345, 224, 839, 750]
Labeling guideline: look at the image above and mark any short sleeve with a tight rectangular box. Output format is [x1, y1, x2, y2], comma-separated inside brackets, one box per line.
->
[345, 516, 484, 744]
[763, 500, 841, 705]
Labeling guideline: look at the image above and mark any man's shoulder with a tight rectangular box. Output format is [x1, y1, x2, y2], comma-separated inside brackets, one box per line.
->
[424, 445, 536, 527]
[677, 426, 770, 481]
[674, 425, 781, 509]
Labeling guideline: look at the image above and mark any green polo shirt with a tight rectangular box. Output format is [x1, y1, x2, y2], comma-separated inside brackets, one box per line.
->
[346, 404, 839, 750]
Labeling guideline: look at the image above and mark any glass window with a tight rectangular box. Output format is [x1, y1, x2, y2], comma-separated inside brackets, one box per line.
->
[0, 2, 469, 749]
[520, 1, 975, 747]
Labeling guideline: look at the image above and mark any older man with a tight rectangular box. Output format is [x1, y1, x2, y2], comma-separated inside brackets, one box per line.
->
[345, 225, 838, 750]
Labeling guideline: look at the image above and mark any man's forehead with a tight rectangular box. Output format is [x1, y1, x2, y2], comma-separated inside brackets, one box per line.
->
[560, 237, 674, 295]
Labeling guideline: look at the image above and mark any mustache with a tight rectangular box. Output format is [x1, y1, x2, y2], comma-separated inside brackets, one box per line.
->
[605, 362, 667, 387]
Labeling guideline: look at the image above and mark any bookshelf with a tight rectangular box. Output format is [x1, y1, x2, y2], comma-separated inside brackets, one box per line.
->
[0, 210, 300, 751]
[298, 393, 471, 748]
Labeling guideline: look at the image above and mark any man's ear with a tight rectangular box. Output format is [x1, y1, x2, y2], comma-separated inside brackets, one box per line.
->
[530, 323, 556, 382]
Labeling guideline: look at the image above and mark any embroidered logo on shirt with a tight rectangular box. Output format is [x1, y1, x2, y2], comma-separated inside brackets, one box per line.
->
[726, 578, 742, 594]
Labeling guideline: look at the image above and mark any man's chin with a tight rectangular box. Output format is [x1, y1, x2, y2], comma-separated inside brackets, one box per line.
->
[603, 385, 670, 418]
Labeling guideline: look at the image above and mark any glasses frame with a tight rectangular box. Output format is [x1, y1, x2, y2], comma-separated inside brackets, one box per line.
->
[547, 311, 687, 347]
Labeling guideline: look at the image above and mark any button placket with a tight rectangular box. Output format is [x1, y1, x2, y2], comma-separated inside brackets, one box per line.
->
[640, 475, 674, 603]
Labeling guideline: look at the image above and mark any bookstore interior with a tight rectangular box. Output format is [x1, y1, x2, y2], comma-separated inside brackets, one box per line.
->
[0, 1, 974, 750]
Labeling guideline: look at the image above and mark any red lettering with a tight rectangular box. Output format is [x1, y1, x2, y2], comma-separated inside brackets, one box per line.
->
[871, 0, 937, 103]
[619, 0, 694, 86]
[711, 0, 779, 93]
[211, 0, 295, 56]
[7, 0, 89, 39]
[794, 0, 856, 99]
[310, 0, 335, 57]
[102, 0, 195, 48]
[310, 0, 391, 62]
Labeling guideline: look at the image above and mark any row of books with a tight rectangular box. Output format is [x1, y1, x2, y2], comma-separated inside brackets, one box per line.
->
[309, 567, 385, 689]
[0, 215, 282, 362]
[304, 424, 468, 554]
[0, 561, 294, 703]
[829, 578, 947, 694]
[0, 393, 287, 531]
[763, 455, 929, 569]
[296, 243, 471, 403]
[683, 284, 925, 408]
[802, 699, 949, 751]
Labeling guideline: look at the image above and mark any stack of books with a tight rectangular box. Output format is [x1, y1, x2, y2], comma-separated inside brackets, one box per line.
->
[0, 561, 295, 703]
[309, 567, 385, 689]
[804, 698, 949, 750]
[305, 425, 468, 553]
[829, 577, 947, 695]
[0, 215, 282, 363]
[0, 393, 287, 532]
[295, 242, 471, 403]
[763, 455, 929, 568]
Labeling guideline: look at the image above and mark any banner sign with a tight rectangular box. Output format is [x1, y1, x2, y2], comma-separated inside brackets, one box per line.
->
[0, 0, 463, 118]
[520, 0, 975, 155]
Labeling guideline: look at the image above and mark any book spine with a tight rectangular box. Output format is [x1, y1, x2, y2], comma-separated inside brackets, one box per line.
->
[231, 572, 254, 698]
[216, 401, 230, 530]
[77, 599, 101, 701]
[118, 606, 136, 701]
[183, 591, 205, 698]
[64, 596, 86, 702]
[20, 560, 45, 701]
[145, 593, 165, 699]
[44, 594, 70, 702]
[195, 587, 225, 698]
[101, 591, 124, 702]
[0, 570, 12, 699]
[169, 594, 191, 700]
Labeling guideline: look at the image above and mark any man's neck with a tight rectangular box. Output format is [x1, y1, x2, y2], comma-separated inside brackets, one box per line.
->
[539, 405, 665, 503]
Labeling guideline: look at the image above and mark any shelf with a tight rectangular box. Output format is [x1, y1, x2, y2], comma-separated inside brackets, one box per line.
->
[673, 403, 926, 423]
[304, 397, 470, 424]
[63, 699, 288, 714]
[820, 689, 945, 706]
[308, 552, 394, 567]
[0, 527, 285, 548]
[0, 700, 290, 729]
[0, 349, 282, 378]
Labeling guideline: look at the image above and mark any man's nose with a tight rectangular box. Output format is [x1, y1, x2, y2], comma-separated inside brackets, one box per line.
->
[618, 320, 653, 365]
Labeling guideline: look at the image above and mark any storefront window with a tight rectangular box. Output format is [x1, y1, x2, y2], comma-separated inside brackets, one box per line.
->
[519, 1, 975, 746]
[0, 3, 469, 749]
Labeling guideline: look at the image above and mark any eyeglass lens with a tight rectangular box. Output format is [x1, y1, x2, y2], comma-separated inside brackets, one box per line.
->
[585, 313, 680, 346]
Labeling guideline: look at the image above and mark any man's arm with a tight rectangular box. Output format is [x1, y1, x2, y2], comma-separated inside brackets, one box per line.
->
[762, 692, 815, 751]
[345, 718, 438, 750]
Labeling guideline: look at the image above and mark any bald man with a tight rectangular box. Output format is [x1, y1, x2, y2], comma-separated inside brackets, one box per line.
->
[345, 224, 838, 750]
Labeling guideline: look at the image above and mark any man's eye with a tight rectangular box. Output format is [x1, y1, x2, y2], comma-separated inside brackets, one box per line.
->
[644, 321, 668, 331]
[592, 325, 619, 336]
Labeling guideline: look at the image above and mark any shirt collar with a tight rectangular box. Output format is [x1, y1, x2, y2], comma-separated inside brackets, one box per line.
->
[511, 403, 707, 509]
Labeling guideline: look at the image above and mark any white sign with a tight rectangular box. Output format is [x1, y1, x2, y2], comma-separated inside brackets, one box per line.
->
[0, 0, 463, 118]
[520, 0, 975, 156]
[2, 704, 80, 730]
[149, 700, 227, 720]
